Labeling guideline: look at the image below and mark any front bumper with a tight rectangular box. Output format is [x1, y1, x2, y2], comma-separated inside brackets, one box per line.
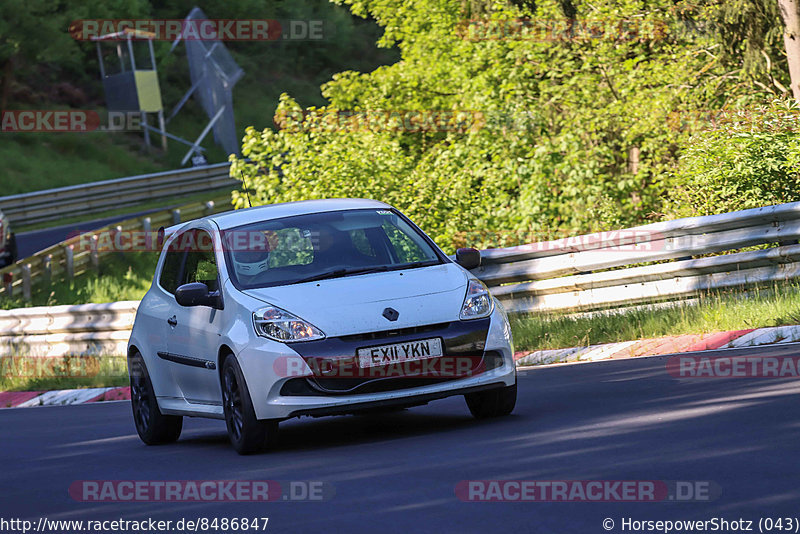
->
[285, 381, 510, 418]
[236, 307, 516, 420]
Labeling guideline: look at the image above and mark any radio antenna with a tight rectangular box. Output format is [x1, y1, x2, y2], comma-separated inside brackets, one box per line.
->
[239, 169, 253, 208]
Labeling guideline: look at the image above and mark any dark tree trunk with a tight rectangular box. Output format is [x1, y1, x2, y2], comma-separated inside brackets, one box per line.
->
[1, 55, 14, 110]
[778, 0, 800, 101]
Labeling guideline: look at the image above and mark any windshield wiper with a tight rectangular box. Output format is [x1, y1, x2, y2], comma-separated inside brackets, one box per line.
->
[291, 265, 392, 284]
[399, 259, 441, 269]
[291, 260, 441, 285]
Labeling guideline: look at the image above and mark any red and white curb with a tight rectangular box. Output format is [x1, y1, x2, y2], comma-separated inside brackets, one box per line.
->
[513, 324, 800, 367]
[0, 386, 129, 409]
[3, 325, 800, 408]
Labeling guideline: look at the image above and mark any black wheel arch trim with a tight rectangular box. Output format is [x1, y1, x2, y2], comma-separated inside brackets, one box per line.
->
[157, 351, 217, 370]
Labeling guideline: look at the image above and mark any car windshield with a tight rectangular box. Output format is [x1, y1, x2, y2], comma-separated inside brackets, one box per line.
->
[222, 208, 444, 289]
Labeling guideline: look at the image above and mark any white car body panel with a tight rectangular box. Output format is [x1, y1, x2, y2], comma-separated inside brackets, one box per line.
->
[243, 264, 469, 336]
[128, 199, 516, 422]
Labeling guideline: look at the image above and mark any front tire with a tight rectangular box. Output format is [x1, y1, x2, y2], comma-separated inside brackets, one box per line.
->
[129, 353, 183, 445]
[221, 355, 278, 455]
[465, 383, 517, 419]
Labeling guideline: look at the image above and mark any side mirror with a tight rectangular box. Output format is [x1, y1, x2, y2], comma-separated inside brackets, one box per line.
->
[175, 282, 222, 308]
[455, 247, 481, 270]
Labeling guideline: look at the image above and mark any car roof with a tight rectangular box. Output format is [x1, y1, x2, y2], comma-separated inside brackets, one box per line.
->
[206, 198, 392, 230]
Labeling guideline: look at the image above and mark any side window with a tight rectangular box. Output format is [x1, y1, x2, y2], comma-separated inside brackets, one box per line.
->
[159, 248, 184, 295]
[182, 230, 219, 292]
[381, 222, 430, 263]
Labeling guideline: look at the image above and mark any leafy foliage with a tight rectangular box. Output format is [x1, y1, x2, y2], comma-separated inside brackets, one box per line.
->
[0, 0, 151, 104]
[667, 99, 800, 217]
[232, 0, 786, 252]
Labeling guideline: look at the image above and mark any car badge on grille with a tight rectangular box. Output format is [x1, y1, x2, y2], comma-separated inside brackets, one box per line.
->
[382, 307, 399, 321]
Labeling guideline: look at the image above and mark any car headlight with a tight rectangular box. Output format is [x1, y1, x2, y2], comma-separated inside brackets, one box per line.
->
[253, 306, 325, 342]
[460, 278, 494, 320]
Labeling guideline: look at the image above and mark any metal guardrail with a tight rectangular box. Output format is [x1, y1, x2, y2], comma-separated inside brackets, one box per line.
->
[4, 201, 800, 356]
[474, 202, 800, 314]
[0, 163, 234, 227]
[0, 192, 234, 301]
[0, 301, 137, 357]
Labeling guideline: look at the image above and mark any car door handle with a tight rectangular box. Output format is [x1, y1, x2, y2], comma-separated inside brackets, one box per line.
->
[167, 315, 177, 327]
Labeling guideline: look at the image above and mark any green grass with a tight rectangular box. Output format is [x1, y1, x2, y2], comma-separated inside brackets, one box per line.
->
[1, 132, 170, 196]
[1, 251, 158, 310]
[0, 355, 129, 393]
[511, 283, 800, 352]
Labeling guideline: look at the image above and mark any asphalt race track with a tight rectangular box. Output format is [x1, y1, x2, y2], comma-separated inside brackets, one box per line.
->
[16, 208, 173, 259]
[2, 344, 799, 533]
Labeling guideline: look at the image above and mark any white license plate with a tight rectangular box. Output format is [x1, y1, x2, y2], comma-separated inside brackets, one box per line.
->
[357, 338, 444, 369]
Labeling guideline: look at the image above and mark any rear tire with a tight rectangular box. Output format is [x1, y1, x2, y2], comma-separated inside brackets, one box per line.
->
[465, 383, 517, 419]
[129, 353, 183, 445]
[0, 233, 14, 268]
[221, 355, 278, 455]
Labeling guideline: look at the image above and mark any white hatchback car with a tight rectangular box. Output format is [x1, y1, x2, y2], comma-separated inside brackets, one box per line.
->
[128, 199, 516, 454]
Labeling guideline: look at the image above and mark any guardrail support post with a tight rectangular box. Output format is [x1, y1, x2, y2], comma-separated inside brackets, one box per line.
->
[43, 255, 52, 286]
[90, 235, 100, 272]
[65, 245, 74, 279]
[143, 217, 152, 251]
[114, 225, 124, 258]
[3, 272, 12, 296]
[172, 209, 181, 225]
[21, 264, 31, 301]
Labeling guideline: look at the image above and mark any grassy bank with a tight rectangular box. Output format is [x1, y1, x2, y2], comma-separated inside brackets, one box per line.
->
[511, 283, 800, 352]
[0, 355, 128, 393]
[0, 252, 158, 310]
[1, 133, 169, 196]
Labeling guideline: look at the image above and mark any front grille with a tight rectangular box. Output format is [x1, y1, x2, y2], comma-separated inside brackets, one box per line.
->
[280, 376, 459, 396]
[338, 322, 451, 342]
[283, 318, 493, 396]
[279, 350, 502, 397]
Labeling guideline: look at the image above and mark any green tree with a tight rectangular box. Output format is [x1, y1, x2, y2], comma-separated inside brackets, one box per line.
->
[0, 0, 150, 109]
[232, 0, 786, 250]
[667, 99, 800, 217]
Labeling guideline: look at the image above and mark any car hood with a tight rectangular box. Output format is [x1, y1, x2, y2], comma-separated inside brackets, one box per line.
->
[242, 263, 469, 336]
